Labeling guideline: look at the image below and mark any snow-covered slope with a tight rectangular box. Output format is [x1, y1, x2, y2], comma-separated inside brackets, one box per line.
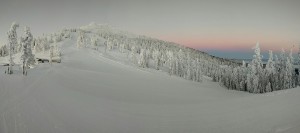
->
[0, 32, 300, 133]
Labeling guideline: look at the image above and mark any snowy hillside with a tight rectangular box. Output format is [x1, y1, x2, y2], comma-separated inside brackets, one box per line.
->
[1, 24, 300, 133]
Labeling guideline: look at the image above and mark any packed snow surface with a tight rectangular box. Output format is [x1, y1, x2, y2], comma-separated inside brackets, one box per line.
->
[0, 37, 300, 133]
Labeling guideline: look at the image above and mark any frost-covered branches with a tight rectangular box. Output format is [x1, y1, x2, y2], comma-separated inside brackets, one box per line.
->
[6, 22, 19, 74]
[218, 43, 297, 93]
[20, 26, 35, 75]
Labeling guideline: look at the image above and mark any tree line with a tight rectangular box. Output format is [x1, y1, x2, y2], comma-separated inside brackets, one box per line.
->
[75, 24, 298, 93]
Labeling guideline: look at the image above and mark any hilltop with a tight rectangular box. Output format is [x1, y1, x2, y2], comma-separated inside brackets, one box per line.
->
[0, 23, 299, 133]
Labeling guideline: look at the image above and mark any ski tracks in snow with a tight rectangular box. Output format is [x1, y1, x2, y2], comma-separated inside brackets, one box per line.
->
[0, 65, 57, 133]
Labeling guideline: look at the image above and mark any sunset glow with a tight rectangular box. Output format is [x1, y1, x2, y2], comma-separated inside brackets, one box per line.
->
[1, 0, 299, 59]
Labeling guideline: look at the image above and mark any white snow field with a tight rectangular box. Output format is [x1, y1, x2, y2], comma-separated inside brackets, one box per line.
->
[1, 35, 300, 133]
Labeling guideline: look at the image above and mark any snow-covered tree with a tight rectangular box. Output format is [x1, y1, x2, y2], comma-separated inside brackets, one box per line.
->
[20, 26, 35, 75]
[242, 43, 264, 93]
[26, 28, 35, 66]
[130, 46, 137, 64]
[238, 61, 247, 91]
[232, 67, 240, 90]
[0, 45, 8, 57]
[6, 22, 19, 74]
[49, 45, 54, 65]
[38, 36, 48, 53]
[265, 50, 276, 92]
[289, 48, 294, 65]
[196, 59, 203, 82]
[91, 36, 98, 50]
[152, 49, 161, 70]
[49, 34, 54, 43]
[266, 82, 272, 92]
[284, 57, 293, 89]
[138, 49, 148, 68]
[119, 43, 126, 53]
[246, 72, 253, 92]
[54, 33, 62, 42]
[184, 54, 192, 80]
[248, 42, 263, 93]
[21, 39, 27, 75]
[279, 49, 286, 70]
[177, 49, 185, 77]
[266, 50, 276, 75]
[166, 50, 174, 75]
[277, 49, 287, 89]
[54, 43, 61, 57]
[284, 49, 294, 88]
[77, 31, 85, 48]
[107, 37, 114, 50]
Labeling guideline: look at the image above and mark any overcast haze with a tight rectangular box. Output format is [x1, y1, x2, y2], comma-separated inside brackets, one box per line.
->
[1, 0, 300, 59]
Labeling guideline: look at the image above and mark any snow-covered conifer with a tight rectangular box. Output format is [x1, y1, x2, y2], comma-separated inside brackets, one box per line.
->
[266, 82, 272, 92]
[177, 49, 185, 77]
[20, 26, 35, 75]
[266, 50, 276, 74]
[91, 36, 98, 50]
[25, 27, 35, 67]
[285, 49, 294, 88]
[49, 45, 54, 65]
[196, 59, 203, 82]
[49, 34, 54, 43]
[77, 31, 85, 48]
[166, 50, 174, 75]
[6, 22, 19, 74]
[119, 43, 126, 53]
[279, 49, 286, 70]
[130, 46, 137, 64]
[138, 49, 147, 68]
[246, 43, 263, 93]
[107, 38, 114, 50]
[284, 57, 293, 89]
[265, 50, 276, 91]
[152, 49, 161, 70]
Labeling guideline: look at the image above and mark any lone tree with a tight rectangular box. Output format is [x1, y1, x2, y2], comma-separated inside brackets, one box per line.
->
[7, 22, 19, 74]
[20, 26, 35, 75]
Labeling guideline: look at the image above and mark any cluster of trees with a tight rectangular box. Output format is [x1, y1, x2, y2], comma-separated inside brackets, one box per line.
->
[0, 45, 8, 57]
[4, 22, 35, 75]
[75, 24, 298, 93]
[3, 22, 67, 75]
[76, 25, 240, 84]
[20, 26, 35, 75]
[33, 29, 67, 54]
[76, 31, 101, 52]
[216, 43, 297, 93]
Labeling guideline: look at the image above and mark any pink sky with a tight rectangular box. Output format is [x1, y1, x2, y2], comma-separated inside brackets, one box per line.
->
[151, 33, 298, 53]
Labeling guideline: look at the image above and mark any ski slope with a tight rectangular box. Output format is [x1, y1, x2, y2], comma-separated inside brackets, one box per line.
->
[0, 37, 300, 133]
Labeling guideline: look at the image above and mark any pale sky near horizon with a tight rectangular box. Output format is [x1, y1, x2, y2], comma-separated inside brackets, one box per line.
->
[1, 0, 299, 59]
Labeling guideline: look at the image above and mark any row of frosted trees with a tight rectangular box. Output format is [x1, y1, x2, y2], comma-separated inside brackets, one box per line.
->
[74, 24, 297, 93]
[215, 43, 296, 93]
[76, 25, 239, 83]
